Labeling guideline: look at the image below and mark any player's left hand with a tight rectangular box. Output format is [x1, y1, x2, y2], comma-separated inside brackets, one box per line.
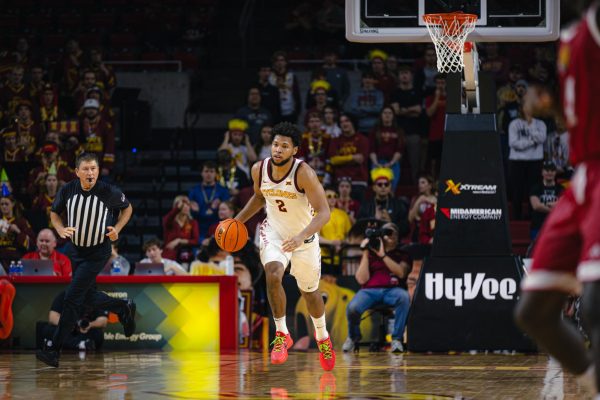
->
[282, 235, 303, 253]
[106, 226, 119, 241]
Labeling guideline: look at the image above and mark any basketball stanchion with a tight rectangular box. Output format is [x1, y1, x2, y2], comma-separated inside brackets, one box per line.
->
[405, 12, 535, 353]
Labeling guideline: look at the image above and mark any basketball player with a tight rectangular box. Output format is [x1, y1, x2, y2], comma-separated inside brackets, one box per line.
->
[235, 122, 335, 371]
[515, 0, 600, 396]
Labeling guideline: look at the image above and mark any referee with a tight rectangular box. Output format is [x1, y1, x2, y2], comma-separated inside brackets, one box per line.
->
[36, 153, 133, 367]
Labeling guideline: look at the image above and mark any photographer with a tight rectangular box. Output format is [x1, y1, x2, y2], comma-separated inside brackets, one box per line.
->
[39, 290, 108, 351]
[342, 222, 412, 353]
[357, 168, 409, 238]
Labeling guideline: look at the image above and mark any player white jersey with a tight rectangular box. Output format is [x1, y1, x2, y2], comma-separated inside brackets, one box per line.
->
[260, 157, 314, 239]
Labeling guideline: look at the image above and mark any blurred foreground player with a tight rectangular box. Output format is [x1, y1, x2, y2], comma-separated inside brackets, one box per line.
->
[515, 1, 600, 396]
[234, 122, 335, 370]
[36, 153, 134, 367]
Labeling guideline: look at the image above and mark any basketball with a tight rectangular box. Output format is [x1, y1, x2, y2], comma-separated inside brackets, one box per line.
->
[214, 218, 248, 253]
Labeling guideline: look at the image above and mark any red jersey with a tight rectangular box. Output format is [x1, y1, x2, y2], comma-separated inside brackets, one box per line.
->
[558, 7, 600, 164]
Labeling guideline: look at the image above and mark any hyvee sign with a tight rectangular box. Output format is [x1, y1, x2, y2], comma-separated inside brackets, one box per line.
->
[424, 272, 517, 307]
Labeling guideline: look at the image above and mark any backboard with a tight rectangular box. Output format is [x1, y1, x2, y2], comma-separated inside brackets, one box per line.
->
[346, 0, 560, 43]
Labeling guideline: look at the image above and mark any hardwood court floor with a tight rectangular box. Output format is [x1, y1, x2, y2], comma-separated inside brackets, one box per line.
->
[0, 350, 593, 399]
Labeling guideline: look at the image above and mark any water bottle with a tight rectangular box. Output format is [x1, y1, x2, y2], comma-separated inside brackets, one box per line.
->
[111, 259, 122, 275]
[16, 260, 23, 276]
[8, 261, 16, 277]
[224, 255, 234, 276]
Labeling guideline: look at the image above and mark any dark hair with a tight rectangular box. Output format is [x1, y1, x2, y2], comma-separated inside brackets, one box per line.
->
[271, 50, 287, 63]
[397, 64, 412, 73]
[202, 160, 217, 171]
[75, 152, 99, 168]
[272, 122, 300, 147]
[143, 237, 163, 252]
[338, 112, 357, 130]
[254, 124, 274, 154]
[434, 73, 447, 81]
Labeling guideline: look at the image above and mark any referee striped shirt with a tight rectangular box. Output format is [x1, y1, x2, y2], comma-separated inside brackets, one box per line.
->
[52, 180, 130, 248]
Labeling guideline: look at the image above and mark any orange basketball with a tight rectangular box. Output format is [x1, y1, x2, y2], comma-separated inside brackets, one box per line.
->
[214, 218, 248, 253]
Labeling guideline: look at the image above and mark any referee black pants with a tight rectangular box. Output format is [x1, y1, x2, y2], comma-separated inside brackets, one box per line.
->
[50, 243, 126, 351]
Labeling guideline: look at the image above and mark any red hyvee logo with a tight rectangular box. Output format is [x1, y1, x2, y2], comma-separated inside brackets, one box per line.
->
[440, 208, 502, 221]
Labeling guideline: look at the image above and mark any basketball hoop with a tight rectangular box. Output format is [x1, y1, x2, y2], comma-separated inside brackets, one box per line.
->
[423, 12, 477, 73]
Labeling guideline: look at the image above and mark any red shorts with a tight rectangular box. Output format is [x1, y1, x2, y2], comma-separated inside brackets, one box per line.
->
[522, 161, 600, 294]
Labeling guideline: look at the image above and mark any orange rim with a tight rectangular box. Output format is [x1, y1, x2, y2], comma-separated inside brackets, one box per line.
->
[423, 12, 478, 25]
[424, 12, 477, 36]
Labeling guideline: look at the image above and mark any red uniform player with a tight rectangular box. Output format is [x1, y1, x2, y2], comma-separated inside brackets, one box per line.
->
[516, 2, 600, 396]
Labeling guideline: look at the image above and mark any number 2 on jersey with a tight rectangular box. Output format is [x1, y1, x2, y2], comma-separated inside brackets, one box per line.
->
[275, 200, 287, 213]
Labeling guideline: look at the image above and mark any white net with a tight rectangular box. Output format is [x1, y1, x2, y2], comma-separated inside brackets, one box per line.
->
[423, 13, 477, 73]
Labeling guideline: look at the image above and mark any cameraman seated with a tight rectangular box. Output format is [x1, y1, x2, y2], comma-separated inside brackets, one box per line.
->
[39, 290, 108, 351]
[342, 222, 412, 353]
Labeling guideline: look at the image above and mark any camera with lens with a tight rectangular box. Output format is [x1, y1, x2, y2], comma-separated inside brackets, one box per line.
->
[77, 318, 90, 330]
[365, 228, 384, 249]
[365, 227, 395, 249]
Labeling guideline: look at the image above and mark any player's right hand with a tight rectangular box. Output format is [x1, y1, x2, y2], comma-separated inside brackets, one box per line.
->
[58, 226, 77, 239]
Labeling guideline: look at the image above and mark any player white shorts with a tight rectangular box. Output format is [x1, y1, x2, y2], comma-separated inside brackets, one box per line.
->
[258, 219, 321, 292]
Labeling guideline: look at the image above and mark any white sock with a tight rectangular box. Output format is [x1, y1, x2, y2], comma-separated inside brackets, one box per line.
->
[311, 313, 328, 341]
[274, 316, 289, 335]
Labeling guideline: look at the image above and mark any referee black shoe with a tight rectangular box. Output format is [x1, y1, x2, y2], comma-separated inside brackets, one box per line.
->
[36, 348, 59, 368]
[120, 300, 136, 337]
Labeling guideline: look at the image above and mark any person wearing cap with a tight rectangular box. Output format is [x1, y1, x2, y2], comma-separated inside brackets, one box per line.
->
[31, 164, 63, 235]
[529, 161, 564, 240]
[79, 98, 115, 175]
[347, 71, 384, 133]
[234, 86, 272, 144]
[82, 86, 115, 124]
[358, 168, 410, 238]
[27, 140, 75, 196]
[218, 119, 257, 178]
[303, 80, 330, 126]
[1, 129, 27, 163]
[305, 70, 339, 110]
[368, 49, 396, 103]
